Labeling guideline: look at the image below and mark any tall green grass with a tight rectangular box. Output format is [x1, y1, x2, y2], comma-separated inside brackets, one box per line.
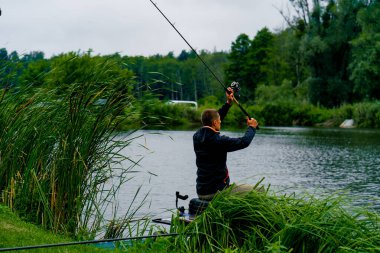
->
[131, 186, 380, 252]
[184, 190, 379, 252]
[0, 79, 137, 237]
[0, 204, 119, 253]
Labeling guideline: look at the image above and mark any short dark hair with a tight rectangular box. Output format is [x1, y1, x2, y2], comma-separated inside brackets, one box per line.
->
[201, 109, 219, 126]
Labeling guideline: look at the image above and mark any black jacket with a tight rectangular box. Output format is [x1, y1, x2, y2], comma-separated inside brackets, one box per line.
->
[193, 103, 256, 195]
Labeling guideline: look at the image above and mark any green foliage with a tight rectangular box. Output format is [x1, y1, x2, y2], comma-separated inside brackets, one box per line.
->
[197, 95, 220, 108]
[0, 48, 23, 89]
[267, 30, 300, 87]
[251, 80, 380, 128]
[255, 81, 303, 126]
[349, 2, 380, 101]
[131, 187, 380, 252]
[19, 59, 51, 87]
[0, 79, 136, 237]
[123, 50, 228, 102]
[0, 204, 118, 253]
[352, 101, 380, 128]
[125, 95, 199, 130]
[225, 29, 276, 102]
[225, 33, 251, 87]
[247, 28, 275, 86]
[45, 52, 133, 93]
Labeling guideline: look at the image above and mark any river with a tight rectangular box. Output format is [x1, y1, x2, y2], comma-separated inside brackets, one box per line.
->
[115, 127, 380, 219]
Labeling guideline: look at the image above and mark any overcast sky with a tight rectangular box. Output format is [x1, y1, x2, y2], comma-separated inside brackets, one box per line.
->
[0, 0, 292, 58]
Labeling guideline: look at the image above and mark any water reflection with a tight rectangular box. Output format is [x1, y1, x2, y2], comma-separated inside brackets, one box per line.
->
[117, 127, 380, 217]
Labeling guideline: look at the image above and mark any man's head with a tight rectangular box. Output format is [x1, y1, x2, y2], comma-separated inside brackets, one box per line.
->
[201, 109, 221, 131]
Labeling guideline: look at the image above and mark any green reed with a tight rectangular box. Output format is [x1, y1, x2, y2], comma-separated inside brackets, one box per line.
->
[0, 78, 137, 237]
[181, 188, 380, 252]
[132, 185, 380, 252]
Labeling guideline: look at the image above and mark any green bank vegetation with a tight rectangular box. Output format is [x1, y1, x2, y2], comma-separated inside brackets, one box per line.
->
[0, 69, 139, 238]
[0, 204, 121, 252]
[132, 87, 380, 130]
[128, 186, 380, 252]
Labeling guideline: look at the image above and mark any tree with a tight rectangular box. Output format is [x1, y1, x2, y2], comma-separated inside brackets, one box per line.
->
[295, 0, 364, 106]
[19, 59, 50, 87]
[226, 29, 275, 102]
[349, 1, 380, 100]
[225, 33, 251, 87]
[0, 48, 23, 89]
[46, 52, 134, 95]
[246, 28, 275, 88]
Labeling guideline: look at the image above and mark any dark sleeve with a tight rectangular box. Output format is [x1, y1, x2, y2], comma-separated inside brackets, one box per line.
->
[219, 126, 256, 152]
[218, 102, 231, 122]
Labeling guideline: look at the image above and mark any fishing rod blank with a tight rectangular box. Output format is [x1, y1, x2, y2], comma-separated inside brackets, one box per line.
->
[149, 0, 258, 124]
[148, 0, 226, 90]
[0, 233, 179, 252]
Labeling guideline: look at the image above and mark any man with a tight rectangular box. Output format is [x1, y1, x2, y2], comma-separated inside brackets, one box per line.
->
[193, 88, 258, 200]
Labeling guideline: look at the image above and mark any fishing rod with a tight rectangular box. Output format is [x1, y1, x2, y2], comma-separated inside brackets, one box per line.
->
[0, 233, 179, 252]
[148, 0, 258, 126]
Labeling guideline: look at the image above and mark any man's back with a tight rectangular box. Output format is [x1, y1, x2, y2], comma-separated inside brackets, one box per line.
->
[193, 126, 256, 196]
[193, 127, 229, 196]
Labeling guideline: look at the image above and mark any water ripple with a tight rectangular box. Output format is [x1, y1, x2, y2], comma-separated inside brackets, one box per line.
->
[115, 127, 380, 217]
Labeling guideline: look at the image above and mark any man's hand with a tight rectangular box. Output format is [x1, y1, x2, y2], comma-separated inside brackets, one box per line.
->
[247, 117, 258, 129]
[226, 87, 234, 105]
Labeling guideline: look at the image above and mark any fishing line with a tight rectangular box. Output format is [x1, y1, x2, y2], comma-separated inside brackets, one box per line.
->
[149, 0, 256, 122]
[149, 0, 227, 91]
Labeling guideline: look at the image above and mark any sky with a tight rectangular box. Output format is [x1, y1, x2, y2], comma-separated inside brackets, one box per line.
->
[0, 0, 292, 58]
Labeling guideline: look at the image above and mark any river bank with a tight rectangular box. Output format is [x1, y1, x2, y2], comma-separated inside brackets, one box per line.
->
[127, 187, 380, 252]
[119, 98, 380, 131]
[0, 205, 121, 253]
[3, 186, 380, 253]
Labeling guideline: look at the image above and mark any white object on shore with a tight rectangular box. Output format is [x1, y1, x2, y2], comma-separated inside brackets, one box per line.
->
[167, 100, 198, 109]
[340, 119, 355, 128]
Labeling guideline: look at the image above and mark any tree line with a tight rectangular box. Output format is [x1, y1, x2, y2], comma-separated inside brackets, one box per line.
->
[0, 0, 379, 127]
[226, 0, 380, 107]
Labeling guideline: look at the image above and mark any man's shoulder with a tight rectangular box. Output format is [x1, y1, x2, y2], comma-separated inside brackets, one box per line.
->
[193, 127, 219, 142]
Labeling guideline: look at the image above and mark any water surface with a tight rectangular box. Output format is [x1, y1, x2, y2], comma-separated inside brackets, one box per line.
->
[117, 127, 380, 218]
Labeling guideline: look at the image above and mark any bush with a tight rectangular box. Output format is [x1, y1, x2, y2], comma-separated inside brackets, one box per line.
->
[260, 102, 294, 126]
[352, 101, 380, 128]
[131, 97, 199, 129]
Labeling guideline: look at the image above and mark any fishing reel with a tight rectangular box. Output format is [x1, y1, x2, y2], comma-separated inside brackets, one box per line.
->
[229, 81, 241, 98]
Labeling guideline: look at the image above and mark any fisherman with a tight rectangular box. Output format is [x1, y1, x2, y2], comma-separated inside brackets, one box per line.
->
[193, 88, 259, 201]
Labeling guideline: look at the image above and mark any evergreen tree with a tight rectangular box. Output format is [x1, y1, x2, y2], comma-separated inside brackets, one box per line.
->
[225, 33, 251, 88]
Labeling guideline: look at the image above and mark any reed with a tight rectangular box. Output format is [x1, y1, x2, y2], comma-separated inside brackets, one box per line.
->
[0, 66, 137, 237]
[182, 188, 379, 252]
[132, 186, 380, 252]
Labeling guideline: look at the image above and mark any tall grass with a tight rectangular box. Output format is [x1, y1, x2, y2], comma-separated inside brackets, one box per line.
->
[132, 186, 380, 252]
[182, 189, 380, 252]
[0, 79, 137, 237]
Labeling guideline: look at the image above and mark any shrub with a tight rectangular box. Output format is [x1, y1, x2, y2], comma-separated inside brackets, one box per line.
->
[352, 101, 380, 128]
[134, 97, 199, 129]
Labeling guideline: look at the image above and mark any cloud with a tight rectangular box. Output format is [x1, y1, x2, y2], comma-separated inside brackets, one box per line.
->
[0, 0, 290, 57]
